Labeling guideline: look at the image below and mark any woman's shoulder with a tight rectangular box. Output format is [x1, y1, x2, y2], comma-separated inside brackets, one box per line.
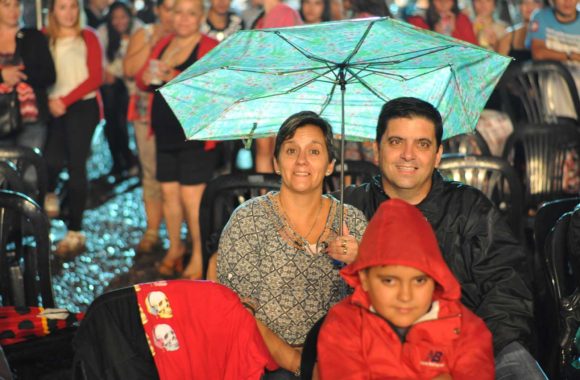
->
[230, 193, 277, 219]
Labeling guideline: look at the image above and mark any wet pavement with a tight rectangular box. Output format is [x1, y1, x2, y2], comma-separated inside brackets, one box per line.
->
[50, 123, 170, 313]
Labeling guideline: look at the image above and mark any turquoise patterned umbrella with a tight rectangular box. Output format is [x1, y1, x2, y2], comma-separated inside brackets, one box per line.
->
[160, 17, 510, 144]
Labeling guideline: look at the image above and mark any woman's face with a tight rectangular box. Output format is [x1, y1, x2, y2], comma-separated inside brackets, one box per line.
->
[210, 0, 231, 15]
[157, 0, 175, 32]
[0, 0, 20, 28]
[274, 124, 335, 195]
[473, 0, 495, 18]
[52, 0, 79, 29]
[111, 7, 131, 34]
[519, 0, 541, 22]
[302, 0, 325, 24]
[173, 0, 202, 37]
[432, 0, 454, 15]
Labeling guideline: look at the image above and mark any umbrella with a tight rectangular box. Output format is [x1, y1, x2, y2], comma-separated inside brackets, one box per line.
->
[160, 17, 510, 225]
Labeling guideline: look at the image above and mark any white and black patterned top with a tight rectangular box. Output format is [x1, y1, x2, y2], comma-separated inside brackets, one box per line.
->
[201, 12, 244, 43]
[217, 192, 368, 345]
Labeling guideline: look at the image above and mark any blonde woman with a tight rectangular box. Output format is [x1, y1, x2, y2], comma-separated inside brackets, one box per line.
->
[136, 0, 219, 280]
[44, 0, 103, 257]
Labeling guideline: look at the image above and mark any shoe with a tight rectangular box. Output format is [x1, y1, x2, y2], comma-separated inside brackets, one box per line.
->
[157, 257, 184, 277]
[54, 231, 86, 260]
[45, 193, 60, 218]
[136, 229, 161, 254]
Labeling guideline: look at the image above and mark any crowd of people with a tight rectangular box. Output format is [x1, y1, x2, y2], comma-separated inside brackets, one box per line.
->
[1, 0, 580, 378]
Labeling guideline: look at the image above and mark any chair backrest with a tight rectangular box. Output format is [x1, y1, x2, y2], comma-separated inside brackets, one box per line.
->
[438, 154, 525, 240]
[199, 173, 281, 276]
[442, 131, 491, 156]
[301, 314, 326, 380]
[533, 198, 580, 379]
[0, 146, 48, 207]
[501, 60, 580, 125]
[503, 123, 580, 212]
[0, 190, 53, 307]
[0, 161, 27, 195]
[324, 160, 380, 193]
[539, 205, 580, 379]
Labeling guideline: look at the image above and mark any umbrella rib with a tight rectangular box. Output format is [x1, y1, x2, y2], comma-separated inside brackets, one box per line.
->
[349, 65, 451, 82]
[349, 45, 457, 66]
[345, 67, 389, 102]
[271, 31, 339, 66]
[318, 81, 339, 116]
[342, 19, 377, 66]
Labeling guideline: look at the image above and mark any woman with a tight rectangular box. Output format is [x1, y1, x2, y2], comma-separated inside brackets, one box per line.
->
[0, 0, 55, 150]
[407, 0, 478, 44]
[497, 0, 542, 60]
[350, 0, 392, 18]
[217, 111, 368, 378]
[201, 0, 244, 42]
[472, 0, 507, 51]
[45, 0, 103, 257]
[124, 0, 174, 254]
[98, 1, 139, 178]
[300, 0, 331, 24]
[252, 0, 302, 175]
[136, 0, 219, 280]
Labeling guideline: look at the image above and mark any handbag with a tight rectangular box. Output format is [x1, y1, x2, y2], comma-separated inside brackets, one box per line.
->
[0, 89, 22, 138]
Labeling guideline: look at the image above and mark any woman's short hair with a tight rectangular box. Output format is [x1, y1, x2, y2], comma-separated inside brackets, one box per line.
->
[274, 111, 336, 163]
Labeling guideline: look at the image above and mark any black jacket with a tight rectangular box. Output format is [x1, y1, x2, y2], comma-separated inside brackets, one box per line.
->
[341, 171, 534, 355]
[0, 29, 56, 124]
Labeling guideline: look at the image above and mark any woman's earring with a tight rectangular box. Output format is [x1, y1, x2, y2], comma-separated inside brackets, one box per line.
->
[326, 171, 331, 176]
[275, 171, 281, 175]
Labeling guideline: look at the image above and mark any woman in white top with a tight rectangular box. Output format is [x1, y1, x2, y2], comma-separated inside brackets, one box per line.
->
[44, 0, 103, 257]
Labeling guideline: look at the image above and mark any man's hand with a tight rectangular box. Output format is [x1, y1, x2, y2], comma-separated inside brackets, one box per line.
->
[1, 66, 27, 87]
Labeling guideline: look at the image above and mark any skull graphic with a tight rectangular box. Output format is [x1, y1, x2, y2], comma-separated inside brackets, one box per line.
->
[146, 291, 173, 318]
[153, 324, 179, 351]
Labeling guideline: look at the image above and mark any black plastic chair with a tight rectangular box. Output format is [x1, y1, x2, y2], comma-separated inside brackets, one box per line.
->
[442, 131, 491, 156]
[0, 146, 48, 208]
[324, 160, 380, 193]
[500, 60, 580, 125]
[0, 190, 53, 307]
[533, 198, 580, 379]
[503, 123, 580, 213]
[199, 173, 281, 277]
[0, 160, 27, 195]
[536, 202, 580, 379]
[438, 154, 525, 240]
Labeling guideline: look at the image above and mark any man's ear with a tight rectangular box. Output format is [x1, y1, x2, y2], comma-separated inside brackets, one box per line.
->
[434, 144, 443, 168]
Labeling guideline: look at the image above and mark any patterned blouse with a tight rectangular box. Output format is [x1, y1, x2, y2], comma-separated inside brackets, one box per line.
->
[217, 192, 368, 345]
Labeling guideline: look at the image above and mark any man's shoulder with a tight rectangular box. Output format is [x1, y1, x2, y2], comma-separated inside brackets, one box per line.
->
[429, 175, 493, 213]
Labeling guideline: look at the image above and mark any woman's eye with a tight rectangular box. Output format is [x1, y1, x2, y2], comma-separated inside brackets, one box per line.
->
[286, 148, 296, 155]
[309, 149, 320, 155]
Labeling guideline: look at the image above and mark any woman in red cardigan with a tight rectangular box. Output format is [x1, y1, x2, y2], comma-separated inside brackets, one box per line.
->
[44, 0, 103, 257]
[136, 0, 219, 280]
[407, 0, 478, 45]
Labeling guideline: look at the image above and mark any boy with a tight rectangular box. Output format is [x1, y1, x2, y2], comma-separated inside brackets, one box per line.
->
[318, 199, 494, 379]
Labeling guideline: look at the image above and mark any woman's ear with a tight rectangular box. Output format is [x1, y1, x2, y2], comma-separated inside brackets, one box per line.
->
[326, 158, 336, 176]
[273, 158, 281, 175]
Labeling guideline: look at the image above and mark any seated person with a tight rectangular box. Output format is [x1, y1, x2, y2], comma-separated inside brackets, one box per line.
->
[217, 111, 368, 378]
[318, 199, 494, 379]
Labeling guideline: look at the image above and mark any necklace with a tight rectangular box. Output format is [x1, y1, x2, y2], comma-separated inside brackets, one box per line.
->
[278, 195, 323, 252]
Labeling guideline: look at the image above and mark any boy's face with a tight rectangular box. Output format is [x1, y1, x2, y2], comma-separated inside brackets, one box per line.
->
[359, 265, 435, 328]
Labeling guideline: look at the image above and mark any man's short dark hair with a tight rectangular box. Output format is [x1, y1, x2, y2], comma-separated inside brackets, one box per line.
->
[274, 111, 336, 163]
[376, 97, 443, 148]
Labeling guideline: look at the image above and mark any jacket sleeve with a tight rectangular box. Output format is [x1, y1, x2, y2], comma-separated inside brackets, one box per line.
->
[318, 304, 370, 380]
[454, 14, 478, 45]
[60, 29, 103, 107]
[450, 306, 495, 380]
[463, 193, 534, 354]
[20, 29, 56, 88]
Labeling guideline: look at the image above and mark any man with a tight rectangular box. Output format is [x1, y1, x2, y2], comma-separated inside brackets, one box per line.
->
[85, 0, 109, 29]
[341, 97, 541, 378]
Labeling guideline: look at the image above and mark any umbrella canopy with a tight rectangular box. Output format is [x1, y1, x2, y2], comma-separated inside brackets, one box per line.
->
[160, 17, 511, 142]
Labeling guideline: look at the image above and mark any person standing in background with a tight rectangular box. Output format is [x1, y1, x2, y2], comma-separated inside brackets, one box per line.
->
[44, 0, 103, 257]
[85, 0, 108, 28]
[201, 0, 244, 42]
[124, 0, 174, 255]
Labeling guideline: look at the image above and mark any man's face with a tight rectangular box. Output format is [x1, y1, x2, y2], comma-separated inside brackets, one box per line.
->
[359, 265, 435, 328]
[553, 0, 578, 19]
[377, 116, 442, 205]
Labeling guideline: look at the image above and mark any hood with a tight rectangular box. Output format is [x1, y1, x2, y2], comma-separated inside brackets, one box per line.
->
[341, 199, 461, 302]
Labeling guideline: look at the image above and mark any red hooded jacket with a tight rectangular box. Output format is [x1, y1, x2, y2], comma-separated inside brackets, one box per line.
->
[318, 199, 494, 380]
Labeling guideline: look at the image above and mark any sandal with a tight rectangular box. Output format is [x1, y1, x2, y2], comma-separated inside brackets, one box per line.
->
[136, 230, 161, 254]
[54, 231, 86, 260]
[157, 254, 184, 277]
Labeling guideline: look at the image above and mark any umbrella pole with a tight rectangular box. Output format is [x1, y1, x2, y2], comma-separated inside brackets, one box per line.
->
[339, 68, 346, 236]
